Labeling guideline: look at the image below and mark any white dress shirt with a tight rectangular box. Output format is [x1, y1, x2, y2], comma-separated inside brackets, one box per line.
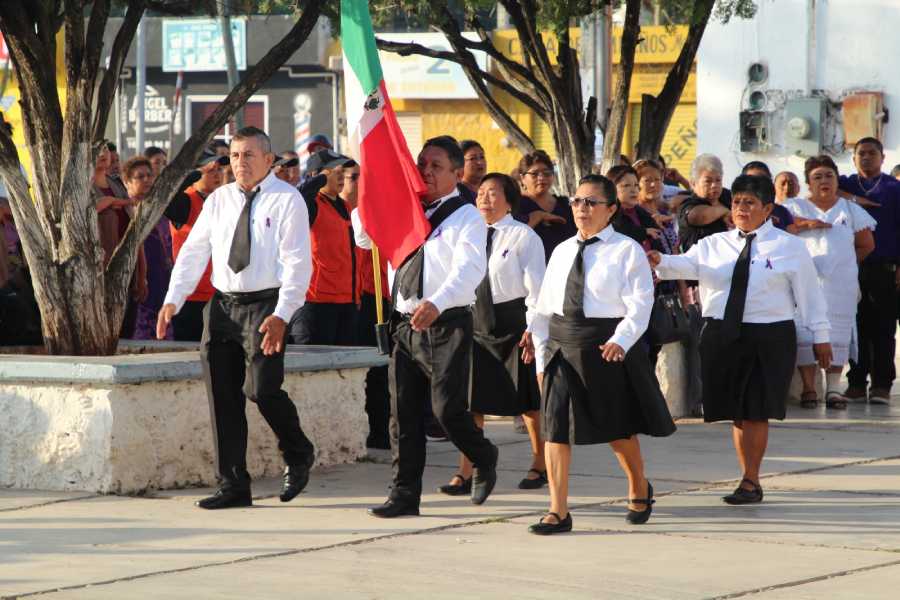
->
[531, 225, 655, 374]
[164, 171, 312, 322]
[655, 219, 830, 342]
[353, 189, 487, 314]
[484, 214, 546, 328]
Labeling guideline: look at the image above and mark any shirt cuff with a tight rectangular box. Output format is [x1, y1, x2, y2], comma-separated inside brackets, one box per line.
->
[425, 293, 449, 315]
[272, 301, 300, 323]
[163, 291, 186, 315]
[607, 332, 637, 355]
[812, 328, 830, 344]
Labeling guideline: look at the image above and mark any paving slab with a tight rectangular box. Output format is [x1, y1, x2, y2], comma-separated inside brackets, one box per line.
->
[545, 488, 900, 553]
[0, 490, 96, 512]
[764, 458, 900, 495]
[749, 562, 900, 599]
[35, 522, 896, 600]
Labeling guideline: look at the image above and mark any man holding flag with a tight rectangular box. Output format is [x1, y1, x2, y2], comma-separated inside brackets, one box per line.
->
[342, 0, 499, 517]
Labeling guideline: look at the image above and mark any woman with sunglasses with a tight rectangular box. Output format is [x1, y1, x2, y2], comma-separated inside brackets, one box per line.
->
[529, 174, 676, 535]
[516, 150, 578, 262]
[438, 172, 548, 496]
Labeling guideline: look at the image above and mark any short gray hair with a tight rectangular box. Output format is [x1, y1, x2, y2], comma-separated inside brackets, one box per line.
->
[691, 153, 723, 181]
[231, 126, 272, 154]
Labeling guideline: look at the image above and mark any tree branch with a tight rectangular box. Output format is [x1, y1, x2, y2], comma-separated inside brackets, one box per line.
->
[498, 0, 557, 91]
[92, 0, 147, 142]
[105, 0, 324, 306]
[374, 38, 546, 116]
[601, 0, 640, 170]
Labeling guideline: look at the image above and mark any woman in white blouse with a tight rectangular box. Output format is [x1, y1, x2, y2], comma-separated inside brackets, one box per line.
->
[529, 174, 675, 535]
[784, 156, 875, 409]
[439, 173, 548, 496]
[650, 175, 832, 505]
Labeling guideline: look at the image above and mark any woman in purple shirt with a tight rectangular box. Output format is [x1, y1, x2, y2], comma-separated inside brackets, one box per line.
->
[515, 151, 577, 262]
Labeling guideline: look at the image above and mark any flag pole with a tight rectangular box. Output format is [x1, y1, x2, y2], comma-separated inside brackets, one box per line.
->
[371, 244, 384, 325]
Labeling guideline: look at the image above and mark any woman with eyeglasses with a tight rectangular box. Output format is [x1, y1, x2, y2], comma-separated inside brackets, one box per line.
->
[650, 175, 831, 505]
[529, 174, 675, 535]
[438, 172, 548, 496]
[783, 156, 875, 409]
[516, 150, 578, 262]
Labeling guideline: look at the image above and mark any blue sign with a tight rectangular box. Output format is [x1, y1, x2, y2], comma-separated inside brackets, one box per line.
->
[162, 19, 247, 72]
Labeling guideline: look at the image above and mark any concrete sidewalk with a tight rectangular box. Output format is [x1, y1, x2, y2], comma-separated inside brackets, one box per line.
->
[2, 402, 900, 599]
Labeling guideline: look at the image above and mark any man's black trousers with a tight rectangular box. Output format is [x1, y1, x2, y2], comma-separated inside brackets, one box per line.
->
[201, 290, 314, 490]
[388, 308, 495, 504]
[848, 262, 897, 390]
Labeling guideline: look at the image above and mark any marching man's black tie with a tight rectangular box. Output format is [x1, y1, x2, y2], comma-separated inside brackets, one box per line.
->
[228, 188, 259, 274]
[562, 236, 601, 319]
[721, 232, 756, 343]
[473, 226, 497, 331]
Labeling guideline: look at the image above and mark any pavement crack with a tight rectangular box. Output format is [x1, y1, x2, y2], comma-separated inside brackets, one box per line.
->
[0, 495, 99, 513]
[704, 557, 900, 599]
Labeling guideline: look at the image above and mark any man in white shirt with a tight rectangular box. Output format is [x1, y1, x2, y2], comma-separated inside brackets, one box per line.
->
[357, 136, 499, 518]
[157, 127, 315, 510]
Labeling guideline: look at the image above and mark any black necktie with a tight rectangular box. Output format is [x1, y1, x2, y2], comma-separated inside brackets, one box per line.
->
[721, 232, 756, 342]
[473, 227, 497, 332]
[227, 188, 258, 274]
[562, 236, 601, 319]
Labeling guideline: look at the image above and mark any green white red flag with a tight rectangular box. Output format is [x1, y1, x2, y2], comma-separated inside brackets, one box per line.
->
[341, 0, 428, 268]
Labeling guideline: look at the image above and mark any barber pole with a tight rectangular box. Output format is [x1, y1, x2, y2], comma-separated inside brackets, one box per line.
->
[293, 93, 312, 172]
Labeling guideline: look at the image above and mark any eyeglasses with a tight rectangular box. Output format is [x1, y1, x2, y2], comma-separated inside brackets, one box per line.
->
[344, 173, 360, 182]
[569, 196, 612, 208]
[525, 169, 553, 178]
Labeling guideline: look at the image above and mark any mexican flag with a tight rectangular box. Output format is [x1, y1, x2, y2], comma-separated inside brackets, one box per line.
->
[341, 0, 429, 269]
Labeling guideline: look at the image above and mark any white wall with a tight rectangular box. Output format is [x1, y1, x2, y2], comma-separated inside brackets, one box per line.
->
[697, 0, 900, 186]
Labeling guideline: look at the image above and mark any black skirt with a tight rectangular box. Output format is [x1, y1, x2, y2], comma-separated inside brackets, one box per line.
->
[541, 315, 676, 445]
[470, 298, 541, 416]
[699, 319, 797, 422]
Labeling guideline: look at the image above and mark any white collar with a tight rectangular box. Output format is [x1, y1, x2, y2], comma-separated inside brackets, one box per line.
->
[577, 224, 615, 243]
[424, 189, 461, 213]
[487, 213, 515, 229]
[732, 218, 773, 241]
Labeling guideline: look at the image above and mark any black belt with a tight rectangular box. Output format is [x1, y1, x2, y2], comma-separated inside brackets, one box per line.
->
[395, 305, 470, 325]
[215, 287, 280, 304]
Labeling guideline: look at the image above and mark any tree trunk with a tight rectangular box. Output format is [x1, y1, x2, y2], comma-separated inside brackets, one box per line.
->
[0, 0, 322, 356]
[635, 0, 714, 160]
[600, 0, 641, 174]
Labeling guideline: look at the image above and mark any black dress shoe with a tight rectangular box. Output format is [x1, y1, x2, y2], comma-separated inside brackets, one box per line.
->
[625, 481, 654, 524]
[280, 462, 312, 502]
[196, 488, 252, 510]
[368, 499, 420, 518]
[471, 445, 499, 506]
[517, 469, 547, 490]
[437, 474, 472, 496]
[528, 512, 572, 535]
[723, 478, 763, 505]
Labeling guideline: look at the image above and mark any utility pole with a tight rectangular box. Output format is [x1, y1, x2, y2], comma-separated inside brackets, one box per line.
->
[135, 16, 146, 155]
[218, 0, 243, 132]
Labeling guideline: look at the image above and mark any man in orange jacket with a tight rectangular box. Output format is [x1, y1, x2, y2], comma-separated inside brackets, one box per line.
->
[165, 148, 228, 341]
[289, 149, 358, 345]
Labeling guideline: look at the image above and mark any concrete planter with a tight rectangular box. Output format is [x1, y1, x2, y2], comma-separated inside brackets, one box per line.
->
[0, 343, 386, 494]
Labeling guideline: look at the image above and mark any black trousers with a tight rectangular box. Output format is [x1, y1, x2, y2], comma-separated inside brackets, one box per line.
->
[173, 299, 207, 342]
[201, 290, 314, 490]
[389, 308, 495, 503]
[357, 292, 390, 443]
[848, 262, 897, 390]
[289, 301, 358, 345]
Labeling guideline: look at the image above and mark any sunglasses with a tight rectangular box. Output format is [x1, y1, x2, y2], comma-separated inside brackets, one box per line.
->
[569, 196, 613, 208]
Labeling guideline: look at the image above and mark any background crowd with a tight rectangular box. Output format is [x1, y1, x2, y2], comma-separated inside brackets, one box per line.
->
[1, 132, 899, 450]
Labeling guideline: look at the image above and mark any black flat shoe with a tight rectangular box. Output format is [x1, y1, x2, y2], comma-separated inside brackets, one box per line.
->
[471, 445, 499, 506]
[196, 488, 252, 510]
[625, 481, 654, 524]
[528, 512, 572, 535]
[723, 478, 763, 505]
[368, 498, 420, 518]
[517, 469, 547, 490]
[280, 462, 312, 502]
[437, 474, 472, 496]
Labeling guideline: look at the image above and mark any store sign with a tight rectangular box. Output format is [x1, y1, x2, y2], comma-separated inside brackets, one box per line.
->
[123, 85, 179, 152]
[612, 25, 689, 64]
[162, 19, 247, 72]
[378, 32, 487, 99]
